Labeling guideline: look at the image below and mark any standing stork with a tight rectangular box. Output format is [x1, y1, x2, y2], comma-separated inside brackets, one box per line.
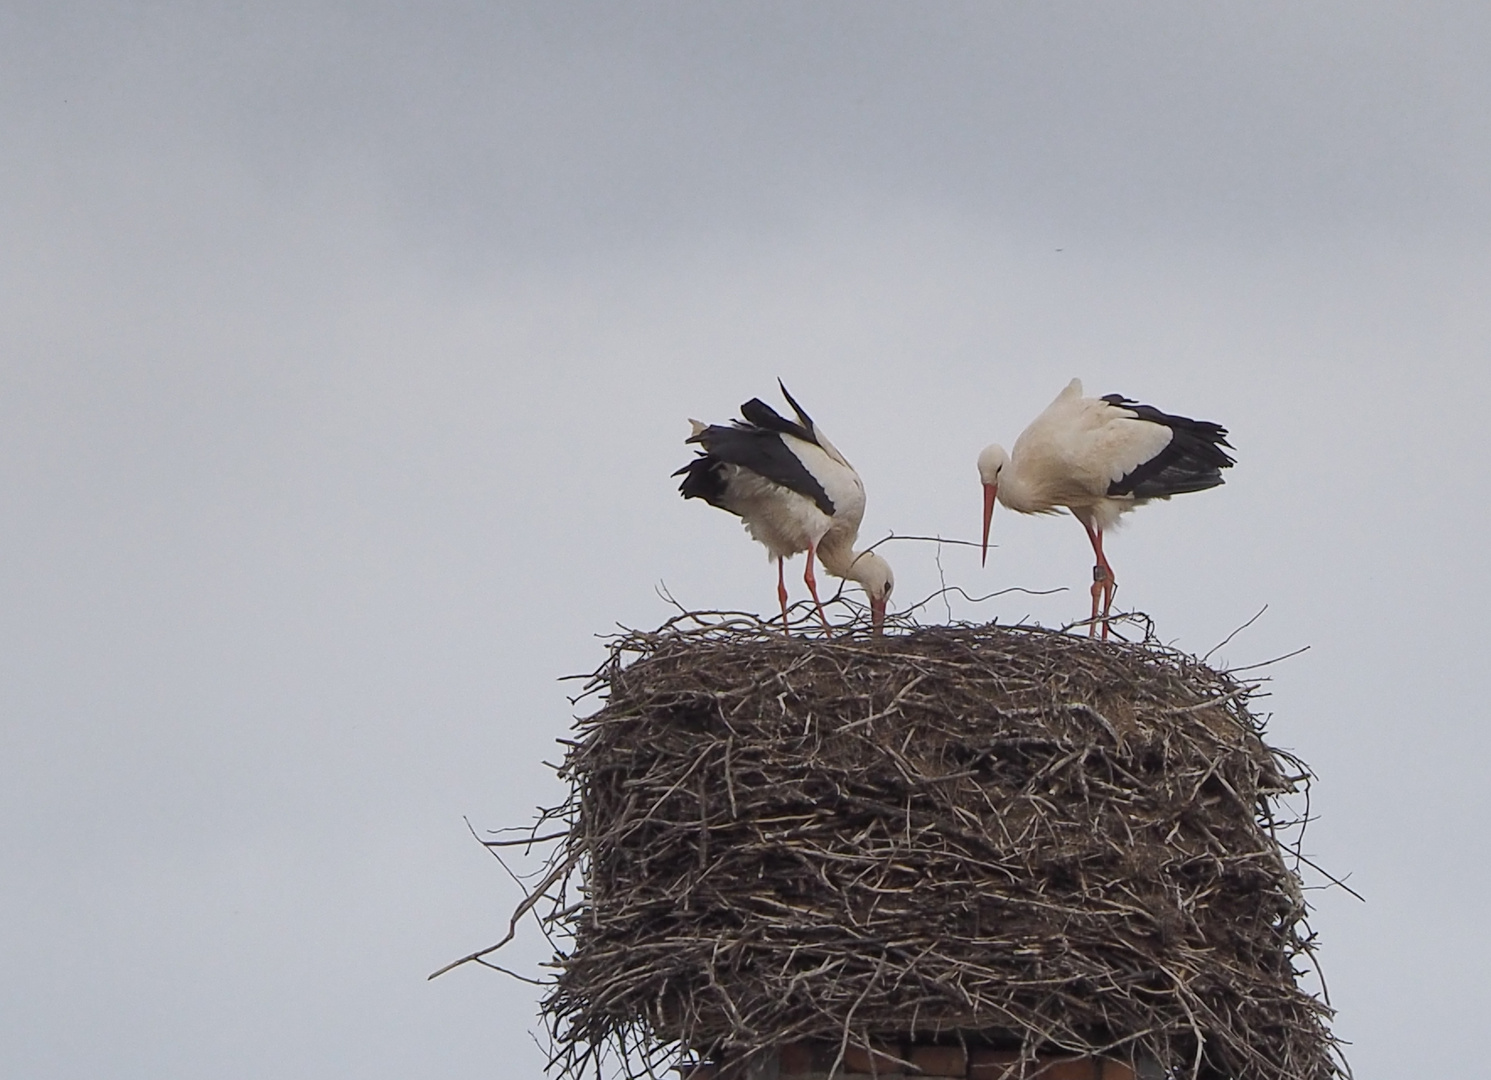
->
[675, 381, 895, 635]
[978, 378, 1233, 638]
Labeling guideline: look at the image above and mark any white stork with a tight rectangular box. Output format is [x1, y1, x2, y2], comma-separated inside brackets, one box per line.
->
[675, 382, 895, 635]
[978, 378, 1234, 638]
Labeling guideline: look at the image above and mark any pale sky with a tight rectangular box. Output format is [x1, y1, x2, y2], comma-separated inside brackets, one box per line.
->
[3, 4, 1488, 1077]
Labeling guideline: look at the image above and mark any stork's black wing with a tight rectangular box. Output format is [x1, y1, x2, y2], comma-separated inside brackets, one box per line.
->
[1102, 394, 1235, 499]
[675, 417, 834, 516]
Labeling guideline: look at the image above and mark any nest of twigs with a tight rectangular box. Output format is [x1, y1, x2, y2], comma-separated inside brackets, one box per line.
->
[456, 612, 1344, 1080]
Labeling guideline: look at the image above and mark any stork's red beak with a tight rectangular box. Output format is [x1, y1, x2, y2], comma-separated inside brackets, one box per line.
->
[981, 483, 998, 566]
[871, 596, 887, 635]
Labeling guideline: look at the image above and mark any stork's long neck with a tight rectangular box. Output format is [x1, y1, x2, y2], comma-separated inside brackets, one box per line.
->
[997, 456, 1047, 514]
[817, 534, 866, 581]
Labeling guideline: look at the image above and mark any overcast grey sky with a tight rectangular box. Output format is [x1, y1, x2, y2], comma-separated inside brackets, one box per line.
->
[3, 3, 1488, 1077]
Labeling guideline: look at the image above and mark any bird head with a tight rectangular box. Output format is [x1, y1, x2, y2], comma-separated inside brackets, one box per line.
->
[976, 444, 1009, 566]
[847, 551, 895, 635]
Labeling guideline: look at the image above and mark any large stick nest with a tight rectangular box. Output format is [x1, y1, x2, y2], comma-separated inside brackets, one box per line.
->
[490, 615, 1344, 1080]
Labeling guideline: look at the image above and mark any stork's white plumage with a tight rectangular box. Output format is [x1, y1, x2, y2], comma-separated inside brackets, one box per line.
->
[676, 382, 895, 635]
[978, 379, 1234, 638]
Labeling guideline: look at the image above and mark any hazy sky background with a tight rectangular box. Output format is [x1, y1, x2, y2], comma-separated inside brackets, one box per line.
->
[3, 3, 1488, 1077]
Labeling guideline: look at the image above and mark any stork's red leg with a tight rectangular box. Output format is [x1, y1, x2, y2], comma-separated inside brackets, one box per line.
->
[777, 556, 791, 636]
[1095, 533, 1117, 640]
[1079, 518, 1116, 640]
[803, 542, 833, 637]
[1100, 561, 1117, 639]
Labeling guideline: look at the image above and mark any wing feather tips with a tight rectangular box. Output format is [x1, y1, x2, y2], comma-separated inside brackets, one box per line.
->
[675, 421, 741, 509]
[674, 453, 732, 508]
[1109, 432, 1234, 498]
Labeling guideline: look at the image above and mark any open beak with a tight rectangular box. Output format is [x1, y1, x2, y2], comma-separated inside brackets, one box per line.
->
[871, 596, 887, 635]
[981, 483, 998, 566]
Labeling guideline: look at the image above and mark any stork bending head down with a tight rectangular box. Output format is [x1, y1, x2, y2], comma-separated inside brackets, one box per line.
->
[675, 382, 894, 635]
[978, 378, 1233, 638]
